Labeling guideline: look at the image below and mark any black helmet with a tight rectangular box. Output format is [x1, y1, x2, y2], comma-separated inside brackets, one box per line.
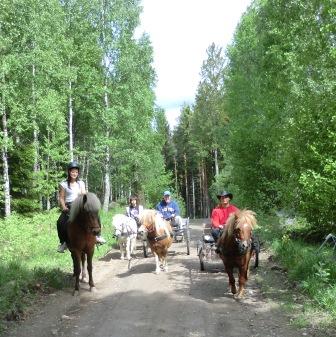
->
[67, 161, 80, 171]
[217, 191, 233, 200]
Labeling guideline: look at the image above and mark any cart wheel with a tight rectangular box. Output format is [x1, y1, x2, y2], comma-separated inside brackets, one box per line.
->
[186, 238, 190, 255]
[254, 249, 259, 268]
[143, 240, 148, 258]
[252, 236, 260, 268]
[185, 229, 190, 255]
[200, 258, 205, 271]
[199, 248, 205, 271]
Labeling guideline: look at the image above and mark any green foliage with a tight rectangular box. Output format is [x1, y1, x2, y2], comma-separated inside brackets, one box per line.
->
[0, 0, 164, 215]
[271, 235, 336, 318]
[258, 213, 336, 324]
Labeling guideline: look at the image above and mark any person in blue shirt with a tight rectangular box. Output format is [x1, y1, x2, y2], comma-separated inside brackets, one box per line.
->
[156, 191, 183, 228]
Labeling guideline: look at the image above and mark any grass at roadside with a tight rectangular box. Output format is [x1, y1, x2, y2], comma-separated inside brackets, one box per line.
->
[0, 207, 121, 333]
[256, 213, 336, 329]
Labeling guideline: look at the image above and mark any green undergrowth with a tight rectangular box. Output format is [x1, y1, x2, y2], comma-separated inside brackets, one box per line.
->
[0, 206, 122, 333]
[257, 213, 336, 329]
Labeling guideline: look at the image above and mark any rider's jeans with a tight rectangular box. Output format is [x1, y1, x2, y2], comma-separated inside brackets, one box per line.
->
[211, 228, 221, 242]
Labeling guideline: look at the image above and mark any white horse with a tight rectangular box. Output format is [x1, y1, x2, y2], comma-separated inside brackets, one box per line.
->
[112, 214, 138, 261]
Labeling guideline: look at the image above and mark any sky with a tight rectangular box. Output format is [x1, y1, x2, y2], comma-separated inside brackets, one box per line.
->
[137, 0, 252, 129]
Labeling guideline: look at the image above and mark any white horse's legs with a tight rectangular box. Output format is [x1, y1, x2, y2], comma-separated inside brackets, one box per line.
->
[118, 237, 126, 260]
[130, 236, 136, 255]
[126, 237, 131, 260]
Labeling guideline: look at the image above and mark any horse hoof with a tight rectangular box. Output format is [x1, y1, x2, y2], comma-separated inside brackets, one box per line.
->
[231, 286, 237, 294]
[90, 286, 97, 293]
[80, 277, 88, 283]
[73, 290, 80, 296]
[120, 256, 125, 260]
[155, 269, 160, 274]
[234, 292, 244, 299]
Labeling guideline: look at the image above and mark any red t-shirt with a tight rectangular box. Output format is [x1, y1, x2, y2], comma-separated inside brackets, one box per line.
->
[211, 204, 239, 229]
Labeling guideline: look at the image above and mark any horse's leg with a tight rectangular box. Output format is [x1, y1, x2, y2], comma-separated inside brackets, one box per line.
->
[154, 252, 160, 274]
[130, 236, 136, 257]
[87, 250, 96, 292]
[237, 260, 250, 298]
[71, 251, 81, 295]
[163, 253, 168, 272]
[80, 253, 88, 283]
[236, 266, 248, 298]
[119, 238, 125, 260]
[226, 266, 237, 295]
[126, 237, 131, 261]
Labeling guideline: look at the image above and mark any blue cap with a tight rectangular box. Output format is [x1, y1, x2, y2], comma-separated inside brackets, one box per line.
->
[163, 190, 171, 196]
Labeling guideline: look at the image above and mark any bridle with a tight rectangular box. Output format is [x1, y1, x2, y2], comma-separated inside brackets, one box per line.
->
[82, 211, 100, 235]
[143, 220, 170, 243]
[233, 224, 252, 255]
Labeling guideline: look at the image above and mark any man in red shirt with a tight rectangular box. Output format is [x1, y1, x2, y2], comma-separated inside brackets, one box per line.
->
[211, 191, 238, 242]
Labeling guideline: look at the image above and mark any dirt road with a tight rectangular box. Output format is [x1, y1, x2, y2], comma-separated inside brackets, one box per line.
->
[3, 219, 331, 337]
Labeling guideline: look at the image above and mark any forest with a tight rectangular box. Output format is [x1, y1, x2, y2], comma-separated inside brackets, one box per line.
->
[1, 0, 335, 240]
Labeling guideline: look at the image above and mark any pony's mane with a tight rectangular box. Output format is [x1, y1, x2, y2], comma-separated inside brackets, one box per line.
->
[69, 192, 101, 223]
[222, 209, 257, 241]
[140, 209, 170, 236]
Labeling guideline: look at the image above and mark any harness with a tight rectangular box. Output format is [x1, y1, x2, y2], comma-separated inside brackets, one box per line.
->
[148, 233, 170, 242]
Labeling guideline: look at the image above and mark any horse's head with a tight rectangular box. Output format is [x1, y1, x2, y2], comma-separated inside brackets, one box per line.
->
[232, 210, 257, 255]
[69, 193, 101, 236]
[219, 209, 257, 255]
[138, 209, 160, 239]
[232, 222, 252, 255]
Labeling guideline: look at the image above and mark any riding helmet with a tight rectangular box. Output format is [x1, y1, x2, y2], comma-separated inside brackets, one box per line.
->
[217, 191, 233, 200]
[67, 161, 80, 171]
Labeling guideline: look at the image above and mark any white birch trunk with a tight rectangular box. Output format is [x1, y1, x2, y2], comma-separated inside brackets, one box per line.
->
[103, 139, 110, 211]
[192, 174, 196, 219]
[214, 148, 219, 177]
[1, 91, 11, 216]
[68, 76, 74, 160]
[32, 64, 39, 173]
[102, 78, 111, 211]
[174, 155, 178, 192]
[184, 153, 189, 216]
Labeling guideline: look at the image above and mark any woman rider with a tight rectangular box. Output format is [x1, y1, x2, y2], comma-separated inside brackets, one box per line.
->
[56, 161, 106, 253]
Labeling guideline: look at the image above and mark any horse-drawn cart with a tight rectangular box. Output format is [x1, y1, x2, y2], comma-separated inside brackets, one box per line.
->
[171, 217, 191, 255]
[197, 223, 221, 271]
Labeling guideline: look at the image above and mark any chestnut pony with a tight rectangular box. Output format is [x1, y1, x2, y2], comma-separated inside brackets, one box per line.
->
[138, 209, 173, 274]
[67, 192, 101, 295]
[217, 209, 257, 298]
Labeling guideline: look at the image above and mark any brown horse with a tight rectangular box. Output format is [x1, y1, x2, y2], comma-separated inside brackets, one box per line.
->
[138, 209, 173, 274]
[67, 192, 101, 295]
[217, 209, 257, 298]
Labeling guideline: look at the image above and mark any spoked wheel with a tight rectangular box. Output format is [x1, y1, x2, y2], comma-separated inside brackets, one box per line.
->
[185, 229, 190, 255]
[199, 247, 205, 271]
[143, 240, 148, 258]
[253, 249, 259, 268]
[251, 235, 260, 268]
